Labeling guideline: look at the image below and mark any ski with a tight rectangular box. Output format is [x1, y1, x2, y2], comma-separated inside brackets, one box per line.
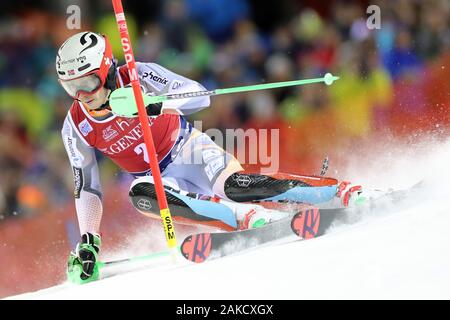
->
[126, 181, 420, 266]
[180, 207, 344, 263]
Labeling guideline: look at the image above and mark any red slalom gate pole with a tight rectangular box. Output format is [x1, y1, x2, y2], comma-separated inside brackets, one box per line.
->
[111, 0, 178, 254]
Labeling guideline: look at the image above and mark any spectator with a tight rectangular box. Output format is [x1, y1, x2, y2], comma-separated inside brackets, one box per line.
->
[383, 29, 423, 80]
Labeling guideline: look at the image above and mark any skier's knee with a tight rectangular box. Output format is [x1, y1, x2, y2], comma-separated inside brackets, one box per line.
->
[129, 176, 181, 217]
[129, 177, 159, 218]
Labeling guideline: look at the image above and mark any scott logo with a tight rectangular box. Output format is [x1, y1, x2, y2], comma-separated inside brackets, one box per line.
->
[79, 32, 98, 55]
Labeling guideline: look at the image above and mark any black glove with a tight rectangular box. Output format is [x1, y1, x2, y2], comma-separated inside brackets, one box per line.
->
[132, 102, 163, 116]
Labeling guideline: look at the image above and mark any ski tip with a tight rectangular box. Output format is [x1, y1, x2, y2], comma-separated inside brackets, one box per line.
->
[291, 208, 321, 239]
[181, 233, 212, 263]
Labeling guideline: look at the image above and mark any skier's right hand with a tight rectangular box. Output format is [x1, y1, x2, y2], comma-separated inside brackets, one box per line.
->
[144, 101, 163, 116]
[124, 83, 163, 116]
[131, 101, 163, 116]
[67, 232, 101, 284]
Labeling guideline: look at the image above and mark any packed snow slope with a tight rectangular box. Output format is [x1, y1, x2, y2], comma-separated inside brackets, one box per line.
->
[8, 138, 450, 299]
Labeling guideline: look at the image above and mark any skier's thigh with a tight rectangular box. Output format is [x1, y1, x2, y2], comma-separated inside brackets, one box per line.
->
[164, 130, 243, 196]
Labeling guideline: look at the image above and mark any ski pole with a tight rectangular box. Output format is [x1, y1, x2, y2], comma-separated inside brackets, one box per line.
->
[320, 156, 329, 176]
[109, 73, 340, 117]
[98, 246, 180, 269]
[112, 0, 179, 260]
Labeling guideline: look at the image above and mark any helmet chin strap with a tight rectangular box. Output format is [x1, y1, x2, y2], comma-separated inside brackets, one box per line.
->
[94, 59, 118, 111]
[105, 58, 118, 92]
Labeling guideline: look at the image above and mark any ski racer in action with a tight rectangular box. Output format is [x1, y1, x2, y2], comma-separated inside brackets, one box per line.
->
[57, 32, 365, 282]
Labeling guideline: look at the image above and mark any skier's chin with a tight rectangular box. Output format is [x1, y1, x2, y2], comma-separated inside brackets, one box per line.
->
[86, 99, 104, 110]
[80, 88, 111, 110]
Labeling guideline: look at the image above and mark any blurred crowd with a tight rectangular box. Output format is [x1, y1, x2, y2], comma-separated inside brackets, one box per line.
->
[0, 0, 449, 220]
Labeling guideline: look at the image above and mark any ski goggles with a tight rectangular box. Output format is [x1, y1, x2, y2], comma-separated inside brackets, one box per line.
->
[59, 72, 103, 98]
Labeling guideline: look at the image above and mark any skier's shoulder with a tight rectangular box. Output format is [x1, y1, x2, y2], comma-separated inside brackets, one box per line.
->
[62, 100, 82, 127]
[135, 61, 169, 74]
[117, 61, 170, 77]
[136, 62, 172, 89]
[117, 61, 172, 90]
[65, 100, 87, 125]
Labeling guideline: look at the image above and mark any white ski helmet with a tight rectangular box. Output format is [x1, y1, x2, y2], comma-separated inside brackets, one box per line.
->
[56, 31, 115, 98]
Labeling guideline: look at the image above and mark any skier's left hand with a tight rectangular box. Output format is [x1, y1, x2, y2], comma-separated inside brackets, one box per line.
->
[67, 232, 101, 284]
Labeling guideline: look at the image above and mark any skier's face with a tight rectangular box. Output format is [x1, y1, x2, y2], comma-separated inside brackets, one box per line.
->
[78, 86, 110, 110]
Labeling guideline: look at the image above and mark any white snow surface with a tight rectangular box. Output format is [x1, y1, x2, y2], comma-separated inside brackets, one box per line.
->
[7, 138, 450, 300]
